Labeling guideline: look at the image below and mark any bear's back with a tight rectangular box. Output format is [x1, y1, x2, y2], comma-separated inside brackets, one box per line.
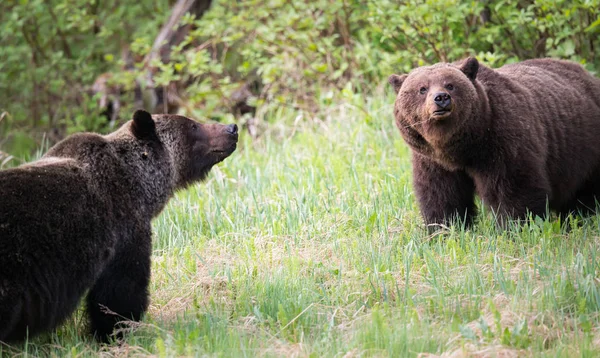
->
[0, 159, 115, 274]
[479, 59, 600, 209]
[493, 59, 600, 106]
[477, 58, 600, 145]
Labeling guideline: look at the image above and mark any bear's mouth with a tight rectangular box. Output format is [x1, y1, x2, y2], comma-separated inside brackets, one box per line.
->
[432, 109, 452, 117]
[211, 144, 237, 158]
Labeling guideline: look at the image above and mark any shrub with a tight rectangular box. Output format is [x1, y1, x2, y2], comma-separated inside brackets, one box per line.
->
[1, 0, 598, 157]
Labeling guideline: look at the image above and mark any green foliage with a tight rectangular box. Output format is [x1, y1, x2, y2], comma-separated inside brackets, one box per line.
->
[161, 0, 599, 118]
[0, 0, 170, 157]
[2, 0, 599, 158]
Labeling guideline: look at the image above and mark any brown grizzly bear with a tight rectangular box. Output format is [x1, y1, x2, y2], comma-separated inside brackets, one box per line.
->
[389, 57, 600, 228]
[0, 110, 238, 343]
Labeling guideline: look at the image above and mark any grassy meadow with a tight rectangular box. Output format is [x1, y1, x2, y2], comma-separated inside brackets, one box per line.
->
[2, 93, 600, 357]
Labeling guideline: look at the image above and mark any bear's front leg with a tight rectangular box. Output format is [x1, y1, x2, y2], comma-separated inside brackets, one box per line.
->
[86, 227, 152, 343]
[0, 293, 22, 342]
[412, 153, 476, 231]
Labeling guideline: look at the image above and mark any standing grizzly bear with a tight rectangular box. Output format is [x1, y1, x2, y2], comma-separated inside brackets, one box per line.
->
[389, 57, 600, 228]
[0, 110, 238, 342]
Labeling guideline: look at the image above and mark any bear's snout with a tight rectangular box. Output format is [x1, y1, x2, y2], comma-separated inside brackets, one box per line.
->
[433, 92, 451, 110]
[208, 123, 238, 156]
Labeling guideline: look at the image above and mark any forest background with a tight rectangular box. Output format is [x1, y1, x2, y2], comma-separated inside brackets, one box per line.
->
[1, 0, 598, 161]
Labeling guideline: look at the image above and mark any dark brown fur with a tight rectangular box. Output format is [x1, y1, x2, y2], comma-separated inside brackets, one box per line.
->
[0, 110, 238, 343]
[389, 57, 600, 228]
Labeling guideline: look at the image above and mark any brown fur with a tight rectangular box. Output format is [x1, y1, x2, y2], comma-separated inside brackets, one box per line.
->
[0, 110, 238, 342]
[389, 57, 600, 227]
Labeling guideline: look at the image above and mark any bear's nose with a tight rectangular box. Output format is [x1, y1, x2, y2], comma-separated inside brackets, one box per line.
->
[433, 92, 452, 109]
[226, 124, 238, 135]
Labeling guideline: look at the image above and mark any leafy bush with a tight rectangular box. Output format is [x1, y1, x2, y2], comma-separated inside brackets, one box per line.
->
[0, 0, 170, 159]
[158, 0, 599, 118]
[1, 0, 599, 158]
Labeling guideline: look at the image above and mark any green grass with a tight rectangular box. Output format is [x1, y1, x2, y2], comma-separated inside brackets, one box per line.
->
[2, 92, 600, 357]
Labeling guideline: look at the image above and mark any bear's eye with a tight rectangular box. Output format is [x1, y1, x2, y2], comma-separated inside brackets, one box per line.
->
[419, 87, 427, 94]
[445, 84, 454, 91]
[191, 123, 198, 130]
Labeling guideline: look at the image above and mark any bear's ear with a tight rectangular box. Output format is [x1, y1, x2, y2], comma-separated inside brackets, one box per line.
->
[388, 74, 408, 94]
[460, 57, 479, 81]
[131, 109, 157, 139]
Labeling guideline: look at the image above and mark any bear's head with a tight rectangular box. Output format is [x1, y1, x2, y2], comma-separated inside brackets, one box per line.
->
[388, 57, 483, 156]
[129, 109, 238, 189]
